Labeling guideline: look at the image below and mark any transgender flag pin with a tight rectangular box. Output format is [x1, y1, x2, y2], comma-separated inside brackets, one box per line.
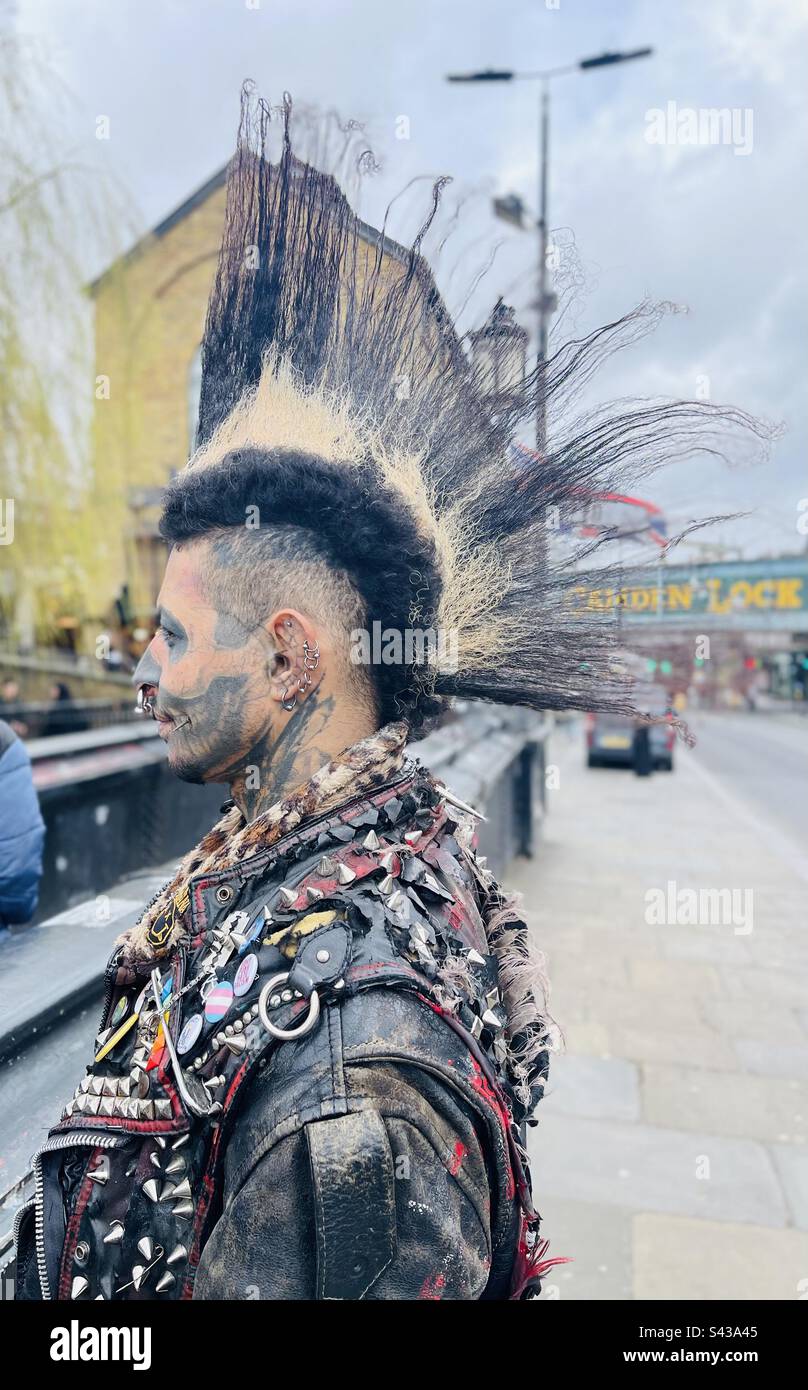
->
[204, 981, 234, 1023]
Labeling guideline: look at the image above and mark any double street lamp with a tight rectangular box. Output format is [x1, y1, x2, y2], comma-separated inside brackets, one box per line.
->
[448, 48, 653, 453]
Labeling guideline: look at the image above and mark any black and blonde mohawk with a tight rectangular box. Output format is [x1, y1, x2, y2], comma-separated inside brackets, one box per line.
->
[177, 82, 766, 734]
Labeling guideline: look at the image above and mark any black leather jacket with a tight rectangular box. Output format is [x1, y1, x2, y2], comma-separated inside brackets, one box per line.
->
[14, 761, 549, 1300]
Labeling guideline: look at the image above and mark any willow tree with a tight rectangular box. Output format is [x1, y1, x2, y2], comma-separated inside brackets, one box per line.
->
[0, 22, 129, 653]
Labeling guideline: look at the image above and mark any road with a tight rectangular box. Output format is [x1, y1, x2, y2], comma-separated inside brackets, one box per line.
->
[686, 711, 808, 857]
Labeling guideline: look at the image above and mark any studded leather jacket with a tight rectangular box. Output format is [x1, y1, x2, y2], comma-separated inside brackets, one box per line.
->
[13, 761, 552, 1301]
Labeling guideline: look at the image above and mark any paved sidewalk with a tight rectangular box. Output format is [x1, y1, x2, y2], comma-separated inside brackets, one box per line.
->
[515, 719, 808, 1300]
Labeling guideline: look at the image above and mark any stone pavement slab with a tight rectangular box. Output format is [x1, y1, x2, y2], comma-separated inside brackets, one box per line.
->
[769, 1145, 808, 1230]
[633, 1214, 808, 1301]
[535, 1197, 634, 1302]
[641, 1064, 808, 1144]
[543, 1054, 640, 1122]
[530, 1113, 788, 1227]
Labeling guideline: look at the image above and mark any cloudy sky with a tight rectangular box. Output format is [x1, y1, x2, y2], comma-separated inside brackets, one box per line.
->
[15, 0, 808, 559]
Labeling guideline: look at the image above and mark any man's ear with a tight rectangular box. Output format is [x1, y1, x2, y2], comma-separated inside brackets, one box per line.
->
[265, 609, 322, 708]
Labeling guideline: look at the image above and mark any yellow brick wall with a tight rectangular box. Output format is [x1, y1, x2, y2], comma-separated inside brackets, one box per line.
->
[89, 180, 227, 625]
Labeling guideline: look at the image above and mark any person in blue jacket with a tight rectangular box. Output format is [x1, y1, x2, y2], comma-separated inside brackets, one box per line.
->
[0, 718, 45, 928]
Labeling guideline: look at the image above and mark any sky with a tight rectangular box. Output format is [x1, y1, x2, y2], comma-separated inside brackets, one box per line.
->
[13, 0, 808, 560]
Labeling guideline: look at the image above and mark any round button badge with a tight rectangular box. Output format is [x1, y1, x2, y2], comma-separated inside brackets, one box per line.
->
[177, 1013, 204, 1054]
[204, 981, 234, 1023]
[233, 953, 258, 997]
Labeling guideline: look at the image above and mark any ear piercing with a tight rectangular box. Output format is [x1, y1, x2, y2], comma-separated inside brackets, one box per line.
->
[280, 639, 320, 711]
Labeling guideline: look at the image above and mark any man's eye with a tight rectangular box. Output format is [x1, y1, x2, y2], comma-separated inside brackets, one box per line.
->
[157, 624, 178, 647]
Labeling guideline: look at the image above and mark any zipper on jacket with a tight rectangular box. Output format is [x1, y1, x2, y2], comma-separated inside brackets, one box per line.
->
[11, 1195, 36, 1286]
[31, 1131, 121, 1300]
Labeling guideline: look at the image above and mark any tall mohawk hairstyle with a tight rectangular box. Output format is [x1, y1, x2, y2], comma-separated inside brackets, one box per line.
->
[162, 82, 769, 735]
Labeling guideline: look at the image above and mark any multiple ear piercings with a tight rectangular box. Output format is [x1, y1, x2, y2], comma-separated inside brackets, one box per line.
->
[281, 637, 320, 711]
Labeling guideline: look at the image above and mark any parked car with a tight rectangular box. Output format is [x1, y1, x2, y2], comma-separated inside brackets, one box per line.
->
[585, 687, 675, 771]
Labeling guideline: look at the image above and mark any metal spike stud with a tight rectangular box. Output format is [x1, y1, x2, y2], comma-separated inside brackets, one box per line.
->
[438, 785, 487, 821]
[137, 1237, 155, 1262]
[71, 1276, 89, 1300]
[142, 1178, 161, 1203]
[306, 886, 324, 903]
[317, 856, 336, 876]
[165, 1156, 186, 1176]
[155, 1271, 176, 1293]
[337, 863, 356, 885]
[88, 1156, 110, 1185]
[378, 851, 396, 872]
[131, 1265, 146, 1292]
[278, 886, 297, 908]
[170, 1178, 192, 1201]
[172, 1201, 195, 1219]
[166, 1244, 188, 1266]
[103, 1222, 125, 1245]
[377, 874, 395, 895]
[362, 829, 381, 851]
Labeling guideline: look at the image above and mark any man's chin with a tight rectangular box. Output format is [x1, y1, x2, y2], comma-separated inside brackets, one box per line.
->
[164, 742, 208, 786]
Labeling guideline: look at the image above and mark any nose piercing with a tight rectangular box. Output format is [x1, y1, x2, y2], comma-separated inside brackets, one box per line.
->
[136, 686, 155, 717]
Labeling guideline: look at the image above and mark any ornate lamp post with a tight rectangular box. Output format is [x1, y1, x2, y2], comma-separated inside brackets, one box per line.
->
[468, 299, 528, 417]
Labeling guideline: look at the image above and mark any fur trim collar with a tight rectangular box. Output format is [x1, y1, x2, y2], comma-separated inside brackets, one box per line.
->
[115, 719, 410, 968]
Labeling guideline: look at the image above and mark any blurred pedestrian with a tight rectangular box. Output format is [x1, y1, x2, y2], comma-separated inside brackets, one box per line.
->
[632, 720, 653, 777]
[0, 675, 29, 738]
[41, 680, 88, 738]
[0, 718, 45, 929]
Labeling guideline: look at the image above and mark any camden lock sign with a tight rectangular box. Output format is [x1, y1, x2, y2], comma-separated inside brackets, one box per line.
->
[571, 557, 808, 633]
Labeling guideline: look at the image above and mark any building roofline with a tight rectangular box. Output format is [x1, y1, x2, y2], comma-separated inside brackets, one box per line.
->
[88, 161, 415, 294]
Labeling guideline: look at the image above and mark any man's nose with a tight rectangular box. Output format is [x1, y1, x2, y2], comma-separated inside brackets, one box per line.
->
[132, 645, 161, 689]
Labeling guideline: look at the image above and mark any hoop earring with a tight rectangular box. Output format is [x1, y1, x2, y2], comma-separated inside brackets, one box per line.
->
[281, 690, 297, 711]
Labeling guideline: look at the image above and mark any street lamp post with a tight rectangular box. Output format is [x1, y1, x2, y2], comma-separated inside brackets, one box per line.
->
[448, 48, 653, 454]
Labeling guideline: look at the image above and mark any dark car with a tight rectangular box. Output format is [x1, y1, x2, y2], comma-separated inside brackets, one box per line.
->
[585, 687, 675, 771]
